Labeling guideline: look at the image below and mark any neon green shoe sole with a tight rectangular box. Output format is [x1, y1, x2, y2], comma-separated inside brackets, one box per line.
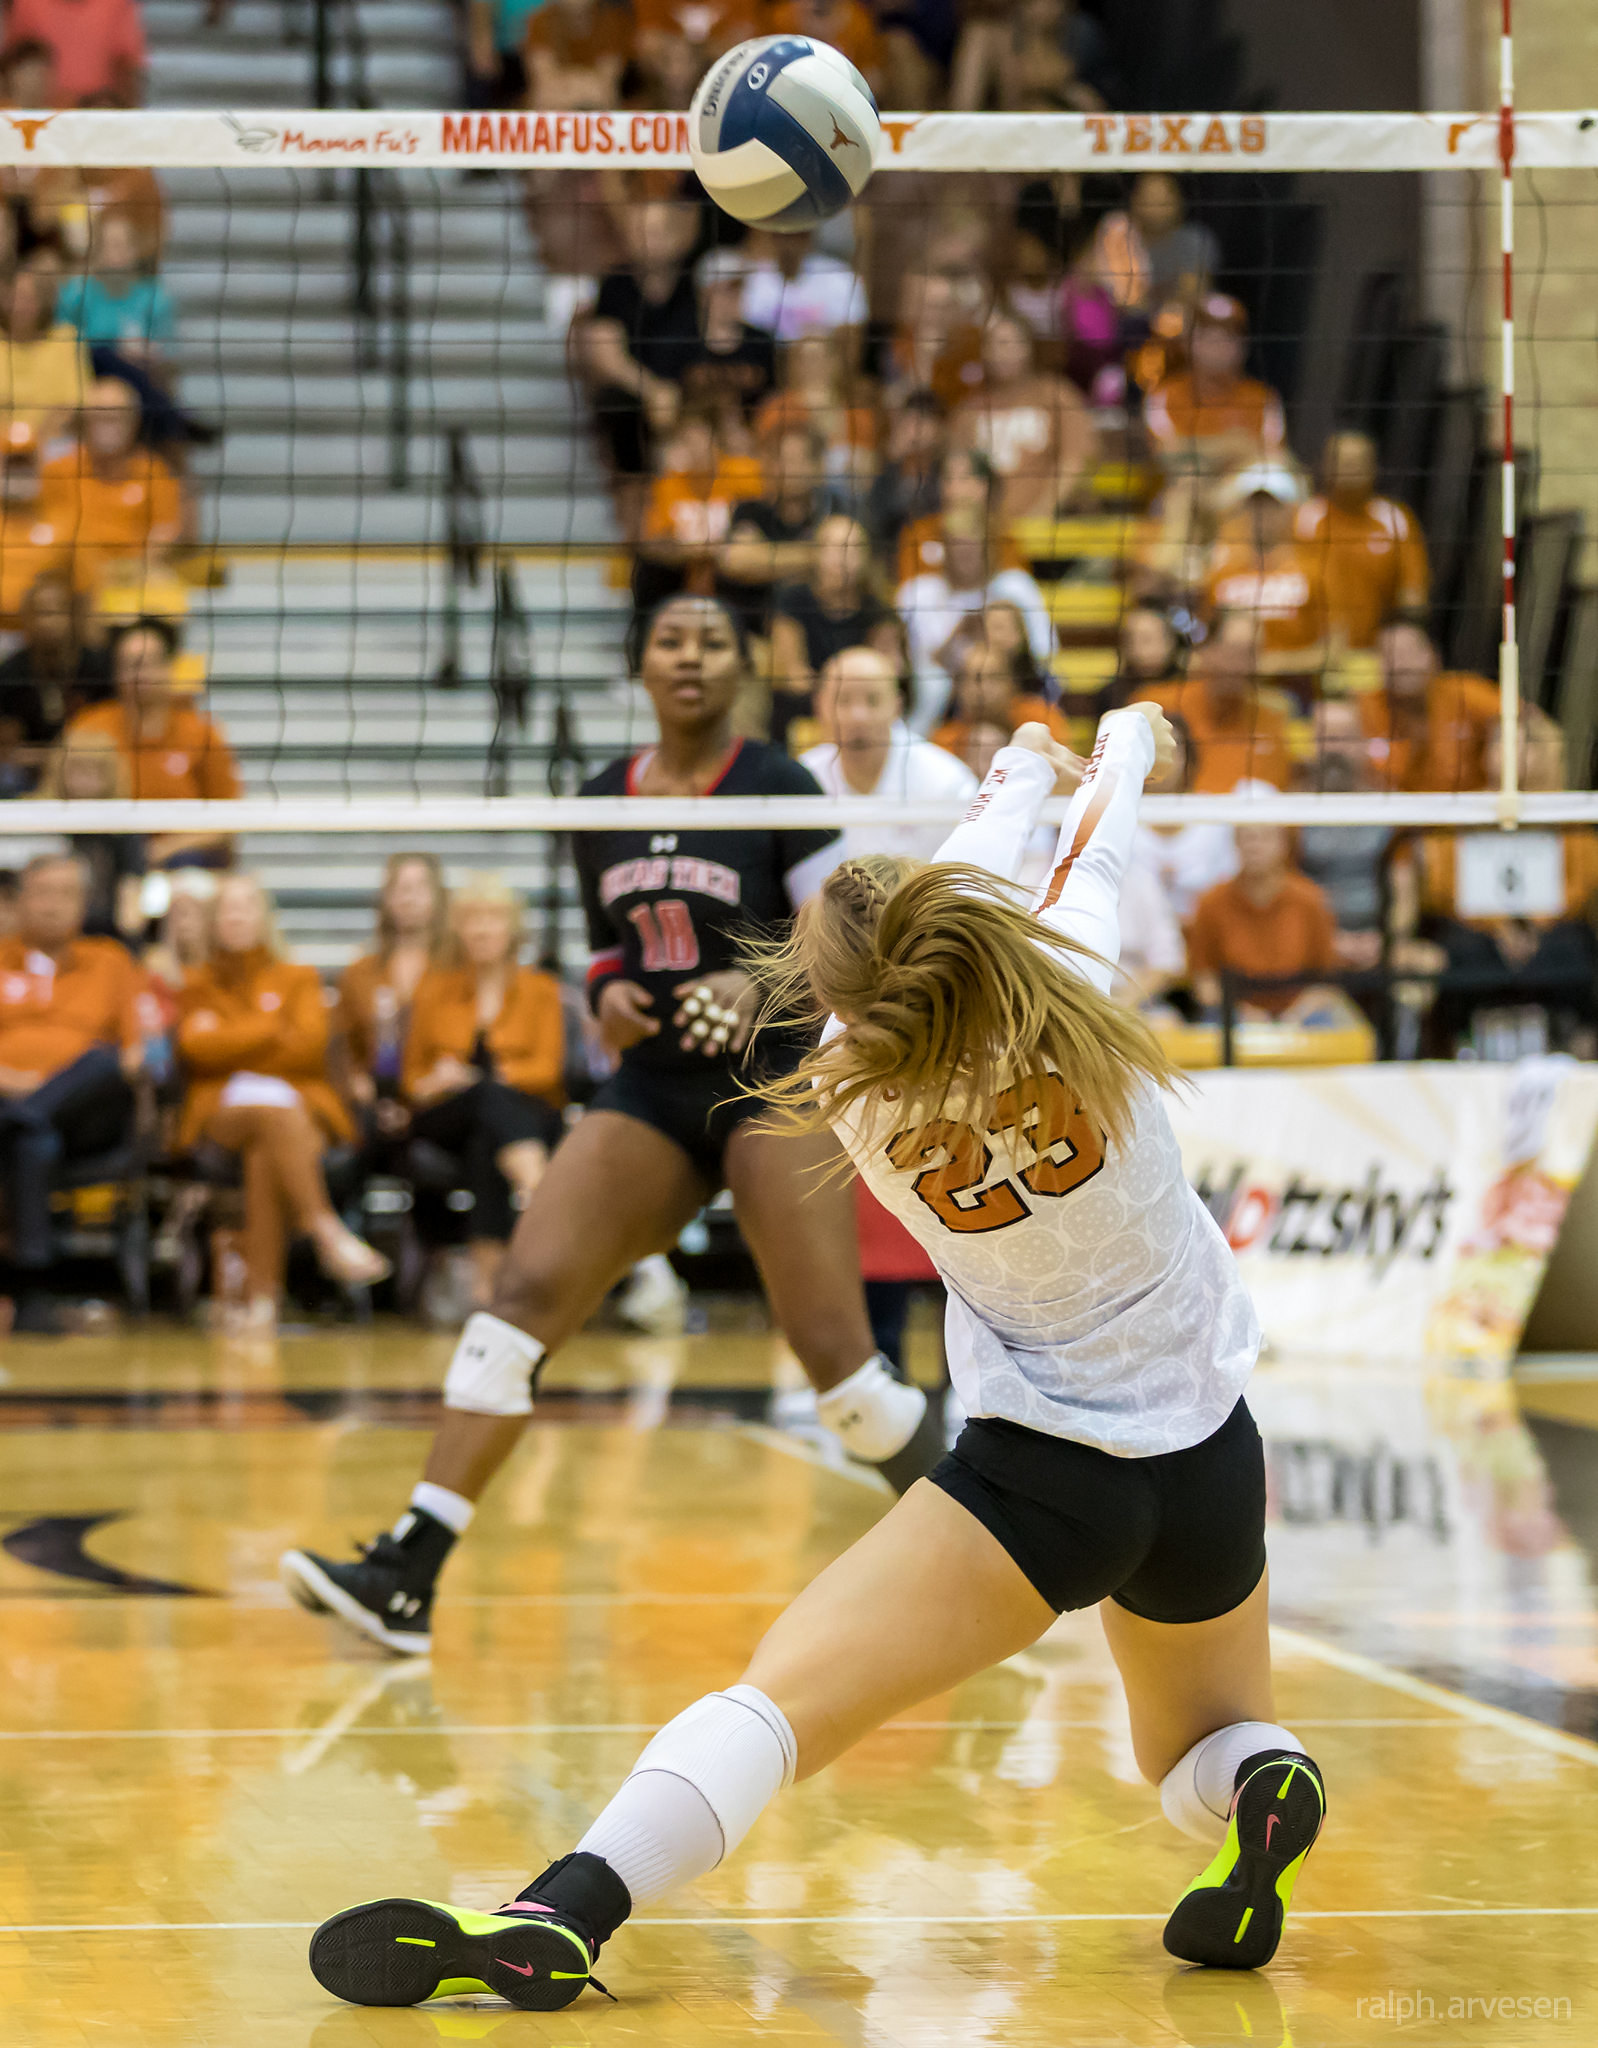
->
[309, 1897, 596, 2010]
[1163, 1754, 1325, 1971]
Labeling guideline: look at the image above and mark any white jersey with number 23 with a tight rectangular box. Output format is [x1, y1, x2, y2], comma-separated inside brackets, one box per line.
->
[829, 711, 1258, 1458]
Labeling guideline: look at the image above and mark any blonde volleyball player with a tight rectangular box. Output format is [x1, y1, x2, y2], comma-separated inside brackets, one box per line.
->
[309, 703, 1326, 2011]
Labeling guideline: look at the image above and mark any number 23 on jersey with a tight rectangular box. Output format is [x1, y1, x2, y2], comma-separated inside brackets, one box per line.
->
[885, 1073, 1106, 1234]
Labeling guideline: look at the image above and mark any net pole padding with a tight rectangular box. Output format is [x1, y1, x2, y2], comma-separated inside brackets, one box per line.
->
[0, 108, 1596, 171]
[1497, 0, 1521, 831]
[5, 794, 1598, 835]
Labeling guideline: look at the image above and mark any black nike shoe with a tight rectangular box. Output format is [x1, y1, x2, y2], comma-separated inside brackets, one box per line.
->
[280, 1534, 433, 1657]
[1163, 1749, 1326, 1971]
[872, 1385, 948, 1495]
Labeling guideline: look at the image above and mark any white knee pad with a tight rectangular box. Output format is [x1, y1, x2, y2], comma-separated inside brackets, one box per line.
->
[442, 1311, 545, 1417]
[815, 1355, 927, 1462]
[628, 1684, 797, 1861]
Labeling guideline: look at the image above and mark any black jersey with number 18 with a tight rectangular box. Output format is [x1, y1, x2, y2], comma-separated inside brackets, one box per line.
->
[575, 739, 839, 1077]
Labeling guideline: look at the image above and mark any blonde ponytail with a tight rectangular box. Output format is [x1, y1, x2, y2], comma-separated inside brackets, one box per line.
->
[745, 856, 1178, 1145]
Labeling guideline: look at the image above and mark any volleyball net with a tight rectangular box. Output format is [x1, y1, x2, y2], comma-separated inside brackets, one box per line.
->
[1, 104, 1596, 971]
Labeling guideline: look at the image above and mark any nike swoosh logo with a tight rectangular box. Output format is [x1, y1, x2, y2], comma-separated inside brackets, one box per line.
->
[497, 1958, 537, 1976]
[1264, 1813, 1280, 1849]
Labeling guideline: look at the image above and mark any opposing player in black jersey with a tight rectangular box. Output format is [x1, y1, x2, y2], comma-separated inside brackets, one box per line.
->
[280, 595, 946, 1655]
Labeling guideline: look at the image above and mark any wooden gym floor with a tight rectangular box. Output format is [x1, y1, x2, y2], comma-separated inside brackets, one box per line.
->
[1, 1320, 1596, 2047]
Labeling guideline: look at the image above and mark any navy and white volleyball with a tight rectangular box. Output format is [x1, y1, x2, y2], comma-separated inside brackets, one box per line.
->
[689, 36, 881, 232]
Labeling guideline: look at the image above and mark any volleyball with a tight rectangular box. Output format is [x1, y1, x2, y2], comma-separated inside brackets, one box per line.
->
[688, 35, 881, 232]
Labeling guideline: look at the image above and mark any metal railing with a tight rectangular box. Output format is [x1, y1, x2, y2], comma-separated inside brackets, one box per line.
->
[437, 425, 484, 688]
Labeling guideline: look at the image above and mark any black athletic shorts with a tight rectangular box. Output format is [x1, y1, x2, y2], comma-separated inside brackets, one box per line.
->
[588, 1060, 765, 1186]
[931, 1396, 1266, 1623]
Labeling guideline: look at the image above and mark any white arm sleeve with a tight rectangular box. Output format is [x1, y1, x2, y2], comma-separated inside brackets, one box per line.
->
[930, 746, 1058, 883]
[1028, 710, 1157, 993]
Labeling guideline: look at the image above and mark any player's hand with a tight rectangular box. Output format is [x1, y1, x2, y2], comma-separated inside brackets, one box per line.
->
[1129, 700, 1180, 786]
[673, 969, 756, 1057]
[597, 979, 659, 1054]
[1009, 720, 1087, 795]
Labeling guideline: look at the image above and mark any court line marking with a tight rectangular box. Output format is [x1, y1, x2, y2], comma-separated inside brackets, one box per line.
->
[1272, 1627, 1598, 1769]
[7, 1908, 1598, 1935]
[0, 1715, 1459, 1742]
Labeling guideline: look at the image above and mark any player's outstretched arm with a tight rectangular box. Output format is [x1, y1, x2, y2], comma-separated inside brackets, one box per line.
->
[929, 740, 1067, 883]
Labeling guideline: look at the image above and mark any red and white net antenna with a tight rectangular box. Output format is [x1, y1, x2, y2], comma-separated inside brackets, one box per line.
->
[1498, 0, 1520, 824]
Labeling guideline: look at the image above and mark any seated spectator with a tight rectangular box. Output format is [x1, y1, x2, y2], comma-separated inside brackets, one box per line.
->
[1115, 841, 1186, 1009]
[33, 725, 145, 938]
[140, 865, 213, 998]
[2, 0, 145, 106]
[799, 644, 977, 862]
[1116, 172, 1220, 310]
[932, 632, 1069, 760]
[1115, 601, 1185, 699]
[874, 0, 958, 109]
[403, 876, 565, 1307]
[678, 249, 777, 453]
[632, 0, 760, 106]
[882, 268, 984, 415]
[1407, 710, 1598, 1053]
[1132, 609, 1292, 793]
[0, 433, 71, 629]
[177, 872, 388, 1331]
[0, 571, 110, 781]
[768, 0, 886, 91]
[715, 421, 846, 637]
[1360, 613, 1499, 792]
[54, 210, 206, 452]
[0, 34, 60, 108]
[524, 0, 629, 109]
[755, 331, 878, 494]
[1202, 463, 1327, 688]
[63, 616, 238, 867]
[952, 0, 1113, 112]
[633, 409, 764, 617]
[770, 514, 900, 746]
[1145, 295, 1286, 479]
[0, 851, 146, 1334]
[338, 853, 450, 1124]
[580, 199, 700, 503]
[1187, 824, 1341, 1019]
[1292, 431, 1428, 653]
[41, 376, 184, 595]
[896, 446, 1030, 588]
[0, 247, 93, 444]
[1297, 697, 1390, 971]
[950, 308, 1097, 522]
[863, 389, 945, 570]
[897, 453, 1053, 727]
[464, 0, 538, 109]
[740, 228, 867, 350]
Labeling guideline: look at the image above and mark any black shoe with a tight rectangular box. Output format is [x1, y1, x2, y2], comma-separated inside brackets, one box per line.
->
[1163, 1750, 1325, 1970]
[309, 1896, 601, 2010]
[871, 1385, 947, 1496]
[280, 1534, 433, 1656]
[12, 1290, 64, 1336]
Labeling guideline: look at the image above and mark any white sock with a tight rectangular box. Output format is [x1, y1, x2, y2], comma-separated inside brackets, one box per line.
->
[1160, 1720, 1306, 1843]
[815, 1355, 927, 1461]
[576, 1684, 796, 1904]
[407, 1481, 475, 1536]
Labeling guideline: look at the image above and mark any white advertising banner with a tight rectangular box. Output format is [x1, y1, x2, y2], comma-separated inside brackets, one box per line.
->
[0, 107, 1592, 172]
[1166, 1060, 1598, 1371]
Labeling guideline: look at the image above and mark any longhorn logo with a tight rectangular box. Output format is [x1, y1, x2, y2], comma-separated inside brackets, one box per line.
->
[6, 114, 55, 152]
[878, 116, 920, 155]
[828, 116, 854, 152]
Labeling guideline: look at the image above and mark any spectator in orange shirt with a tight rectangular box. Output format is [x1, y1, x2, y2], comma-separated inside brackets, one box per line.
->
[41, 375, 184, 596]
[932, 630, 1069, 763]
[1360, 614, 1499, 793]
[178, 872, 389, 1331]
[0, 852, 143, 1330]
[3, 0, 145, 105]
[63, 616, 240, 869]
[1114, 601, 1186, 699]
[755, 332, 878, 497]
[1202, 462, 1327, 691]
[1292, 431, 1429, 652]
[768, 0, 887, 94]
[404, 875, 565, 1307]
[634, 409, 764, 616]
[895, 444, 1029, 589]
[1187, 824, 1341, 1019]
[950, 308, 1097, 522]
[0, 431, 70, 626]
[882, 268, 985, 415]
[524, 0, 629, 109]
[1145, 294, 1286, 480]
[1133, 609, 1292, 793]
[632, 0, 761, 105]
